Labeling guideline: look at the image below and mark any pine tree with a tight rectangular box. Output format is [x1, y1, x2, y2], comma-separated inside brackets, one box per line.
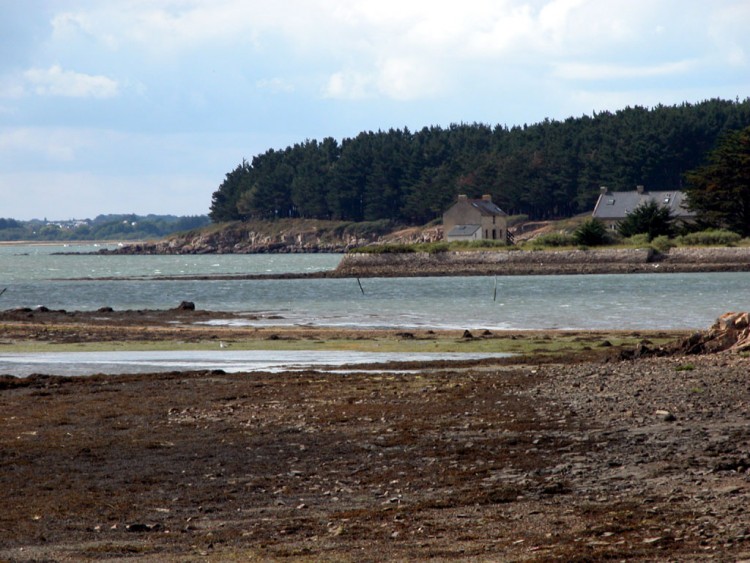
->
[685, 125, 750, 236]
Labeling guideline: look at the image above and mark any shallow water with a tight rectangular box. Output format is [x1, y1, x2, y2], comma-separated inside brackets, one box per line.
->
[1, 243, 749, 330]
[0, 350, 512, 377]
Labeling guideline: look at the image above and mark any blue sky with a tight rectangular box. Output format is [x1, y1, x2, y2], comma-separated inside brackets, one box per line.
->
[1, 0, 748, 220]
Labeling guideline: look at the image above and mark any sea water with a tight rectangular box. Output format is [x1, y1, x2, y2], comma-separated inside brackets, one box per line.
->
[1, 243, 749, 331]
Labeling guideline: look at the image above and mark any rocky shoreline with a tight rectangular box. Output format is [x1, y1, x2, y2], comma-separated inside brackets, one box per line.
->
[335, 246, 750, 277]
[1, 312, 749, 561]
[68, 246, 750, 281]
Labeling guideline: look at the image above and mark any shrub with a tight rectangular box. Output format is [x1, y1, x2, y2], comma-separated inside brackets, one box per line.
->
[336, 219, 395, 239]
[623, 233, 651, 247]
[650, 235, 675, 253]
[349, 244, 415, 254]
[425, 242, 450, 254]
[617, 200, 674, 240]
[532, 232, 576, 247]
[452, 239, 506, 249]
[349, 241, 452, 254]
[676, 229, 742, 246]
[573, 219, 608, 246]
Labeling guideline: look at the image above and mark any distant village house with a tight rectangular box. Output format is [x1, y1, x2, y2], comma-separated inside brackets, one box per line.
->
[443, 194, 509, 243]
[592, 185, 695, 229]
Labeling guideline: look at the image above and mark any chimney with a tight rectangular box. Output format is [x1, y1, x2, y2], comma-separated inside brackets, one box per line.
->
[636, 185, 645, 194]
[481, 194, 492, 201]
[600, 186, 608, 194]
[458, 194, 468, 201]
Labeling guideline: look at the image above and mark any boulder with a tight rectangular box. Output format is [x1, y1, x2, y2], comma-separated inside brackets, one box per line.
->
[678, 312, 750, 355]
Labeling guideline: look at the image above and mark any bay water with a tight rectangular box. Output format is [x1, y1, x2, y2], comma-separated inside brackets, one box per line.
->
[1, 243, 748, 331]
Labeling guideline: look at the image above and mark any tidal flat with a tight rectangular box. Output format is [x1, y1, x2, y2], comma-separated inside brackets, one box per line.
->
[1, 308, 748, 562]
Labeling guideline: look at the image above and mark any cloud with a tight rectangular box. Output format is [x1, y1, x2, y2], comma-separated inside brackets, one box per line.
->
[33, 0, 748, 105]
[256, 77, 295, 94]
[23, 65, 119, 98]
[324, 71, 373, 100]
[0, 127, 78, 163]
[553, 60, 698, 81]
[0, 171, 213, 219]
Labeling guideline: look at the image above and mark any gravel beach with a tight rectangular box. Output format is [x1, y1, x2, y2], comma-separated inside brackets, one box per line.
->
[0, 310, 748, 561]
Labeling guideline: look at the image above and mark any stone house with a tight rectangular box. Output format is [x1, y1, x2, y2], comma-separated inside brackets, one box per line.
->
[443, 194, 509, 243]
[592, 185, 695, 230]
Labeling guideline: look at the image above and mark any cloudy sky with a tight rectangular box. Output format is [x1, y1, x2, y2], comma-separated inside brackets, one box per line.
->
[1, 0, 748, 220]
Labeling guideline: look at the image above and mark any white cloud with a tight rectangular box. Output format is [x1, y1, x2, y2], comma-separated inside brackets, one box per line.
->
[0, 171, 212, 219]
[23, 65, 119, 98]
[35, 0, 749, 104]
[707, 1, 750, 68]
[376, 57, 443, 100]
[554, 60, 698, 81]
[324, 71, 373, 100]
[0, 127, 79, 162]
[256, 77, 295, 94]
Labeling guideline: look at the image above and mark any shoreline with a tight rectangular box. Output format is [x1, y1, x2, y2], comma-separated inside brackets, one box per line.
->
[2, 306, 750, 560]
[1, 327, 748, 561]
[50, 246, 750, 281]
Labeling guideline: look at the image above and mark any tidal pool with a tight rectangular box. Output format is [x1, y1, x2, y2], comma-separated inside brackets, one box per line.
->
[0, 350, 513, 377]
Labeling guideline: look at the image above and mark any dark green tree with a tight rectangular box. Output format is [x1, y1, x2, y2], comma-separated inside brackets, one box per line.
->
[206, 98, 750, 225]
[573, 218, 608, 246]
[685, 125, 750, 236]
[617, 200, 674, 240]
[209, 160, 252, 222]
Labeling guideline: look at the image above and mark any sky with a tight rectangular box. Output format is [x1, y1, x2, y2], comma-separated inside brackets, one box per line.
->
[1, 0, 748, 220]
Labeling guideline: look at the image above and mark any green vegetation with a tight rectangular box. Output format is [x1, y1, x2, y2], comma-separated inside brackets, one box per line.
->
[650, 235, 676, 253]
[349, 239, 508, 254]
[0, 214, 210, 242]
[573, 218, 609, 246]
[617, 200, 675, 240]
[210, 99, 750, 226]
[686, 125, 750, 236]
[0, 331, 679, 357]
[675, 229, 743, 246]
[530, 232, 576, 247]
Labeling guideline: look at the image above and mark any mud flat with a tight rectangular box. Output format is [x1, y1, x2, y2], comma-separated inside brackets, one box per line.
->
[1, 309, 749, 561]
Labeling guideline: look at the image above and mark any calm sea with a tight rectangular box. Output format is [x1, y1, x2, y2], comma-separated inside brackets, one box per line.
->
[1, 243, 748, 331]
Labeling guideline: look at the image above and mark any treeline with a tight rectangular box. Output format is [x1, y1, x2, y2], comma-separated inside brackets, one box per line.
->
[0, 214, 210, 241]
[210, 98, 750, 224]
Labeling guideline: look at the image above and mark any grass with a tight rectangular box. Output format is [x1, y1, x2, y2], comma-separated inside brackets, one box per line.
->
[0, 330, 681, 356]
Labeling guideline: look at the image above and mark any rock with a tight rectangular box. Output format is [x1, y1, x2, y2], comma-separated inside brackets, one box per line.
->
[655, 410, 676, 422]
[676, 312, 750, 355]
[126, 523, 160, 533]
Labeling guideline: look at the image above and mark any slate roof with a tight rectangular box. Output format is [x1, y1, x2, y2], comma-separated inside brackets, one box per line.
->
[447, 224, 481, 237]
[468, 199, 506, 216]
[592, 189, 695, 220]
